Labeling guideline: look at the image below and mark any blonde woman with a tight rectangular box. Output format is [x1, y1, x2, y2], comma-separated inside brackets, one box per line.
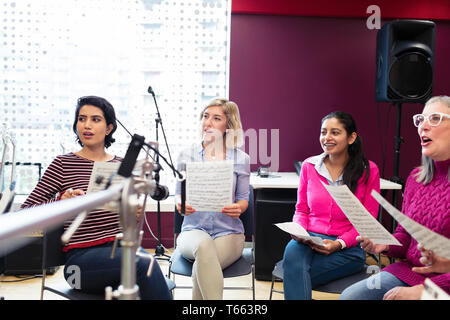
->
[175, 98, 250, 300]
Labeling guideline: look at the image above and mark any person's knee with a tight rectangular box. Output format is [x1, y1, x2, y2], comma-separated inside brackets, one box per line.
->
[339, 283, 360, 300]
[284, 240, 305, 259]
[194, 237, 216, 259]
[283, 240, 307, 271]
[339, 275, 379, 300]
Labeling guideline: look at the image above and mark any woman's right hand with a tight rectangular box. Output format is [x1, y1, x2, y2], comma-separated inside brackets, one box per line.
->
[60, 188, 85, 200]
[293, 236, 316, 248]
[176, 202, 195, 216]
[412, 244, 450, 274]
[357, 236, 389, 254]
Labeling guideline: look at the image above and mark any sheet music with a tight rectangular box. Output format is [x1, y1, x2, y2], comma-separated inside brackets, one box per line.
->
[371, 190, 450, 260]
[86, 162, 123, 194]
[186, 160, 233, 212]
[274, 222, 324, 246]
[85, 162, 122, 210]
[322, 182, 401, 246]
[422, 278, 450, 300]
[86, 160, 147, 194]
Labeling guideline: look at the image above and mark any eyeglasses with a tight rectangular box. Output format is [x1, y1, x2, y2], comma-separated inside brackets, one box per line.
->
[412, 112, 450, 127]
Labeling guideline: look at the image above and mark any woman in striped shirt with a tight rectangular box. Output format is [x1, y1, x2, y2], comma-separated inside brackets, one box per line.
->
[21, 96, 171, 299]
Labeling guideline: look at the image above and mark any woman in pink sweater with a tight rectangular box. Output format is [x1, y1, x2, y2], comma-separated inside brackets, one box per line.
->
[340, 95, 450, 300]
[282, 111, 380, 300]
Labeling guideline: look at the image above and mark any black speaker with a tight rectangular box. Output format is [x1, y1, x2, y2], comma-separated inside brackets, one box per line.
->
[1, 236, 56, 275]
[375, 20, 436, 103]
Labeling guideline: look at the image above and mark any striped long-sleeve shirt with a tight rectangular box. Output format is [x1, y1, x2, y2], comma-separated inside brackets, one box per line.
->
[21, 152, 122, 251]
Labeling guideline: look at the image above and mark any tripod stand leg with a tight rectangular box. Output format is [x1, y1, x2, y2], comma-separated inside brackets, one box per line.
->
[153, 201, 171, 261]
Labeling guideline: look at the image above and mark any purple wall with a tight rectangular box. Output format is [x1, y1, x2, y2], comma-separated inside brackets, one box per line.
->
[143, 15, 450, 249]
[230, 14, 450, 182]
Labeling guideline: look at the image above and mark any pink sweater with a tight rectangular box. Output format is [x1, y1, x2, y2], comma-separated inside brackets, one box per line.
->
[293, 158, 380, 248]
[383, 159, 450, 293]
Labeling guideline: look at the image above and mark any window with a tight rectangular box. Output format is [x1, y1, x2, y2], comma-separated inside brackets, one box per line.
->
[0, 0, 231, 194]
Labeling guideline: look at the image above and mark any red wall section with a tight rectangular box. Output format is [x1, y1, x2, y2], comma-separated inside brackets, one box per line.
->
[229, 14, 450, 182]
[231, 0, 450, 20]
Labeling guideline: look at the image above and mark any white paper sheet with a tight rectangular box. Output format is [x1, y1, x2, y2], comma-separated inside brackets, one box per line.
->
[322, 182, 401, 246]
[86, 160, 147, 195]
[371, 190, 450, 260]
[86, 162, 123, 194]
[421, 278, 450, 300]
[85, 160, 147, 210]
[186, 160, 233, 212]
[274, 222, 324, 246]
[85, 162, 122, 211]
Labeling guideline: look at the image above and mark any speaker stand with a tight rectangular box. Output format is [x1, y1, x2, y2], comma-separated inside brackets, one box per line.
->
[389, 103, 405, 229]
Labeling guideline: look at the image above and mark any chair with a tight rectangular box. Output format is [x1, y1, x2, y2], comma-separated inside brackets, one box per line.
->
[269, 259, 374, 299]
[168, 187, 255, 299]
[40, 226, 175, 300]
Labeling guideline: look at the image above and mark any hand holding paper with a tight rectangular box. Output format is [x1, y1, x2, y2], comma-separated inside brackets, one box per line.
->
[371, 190, 450, 260]
[356, 236, 389, 255]
[186, 161, 233, 212]
[413, 246, 450, 274]
[322, 182, 401, 246]
[274, 222, 324, 246]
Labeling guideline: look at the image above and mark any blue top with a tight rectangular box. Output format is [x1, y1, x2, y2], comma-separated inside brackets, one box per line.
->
[175, 142, 250, 238]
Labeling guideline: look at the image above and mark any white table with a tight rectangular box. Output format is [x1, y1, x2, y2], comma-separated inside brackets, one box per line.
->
[250, 172, 402, 190]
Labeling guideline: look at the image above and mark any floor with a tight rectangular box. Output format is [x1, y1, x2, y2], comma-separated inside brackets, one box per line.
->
[0, 247, 348, 300]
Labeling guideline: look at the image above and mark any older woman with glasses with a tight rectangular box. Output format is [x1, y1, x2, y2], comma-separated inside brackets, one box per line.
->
[340, 95, 450, 300]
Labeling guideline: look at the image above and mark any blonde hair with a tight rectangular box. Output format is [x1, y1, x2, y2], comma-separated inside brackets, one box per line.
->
[415, 95, 450, 184]
[200, 98, 244, 148]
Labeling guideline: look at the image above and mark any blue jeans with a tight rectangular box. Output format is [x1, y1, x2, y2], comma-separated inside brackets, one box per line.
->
[63, 242, 171, 300]
[339, 271, 408, 300]
[282, 232, 366, 300]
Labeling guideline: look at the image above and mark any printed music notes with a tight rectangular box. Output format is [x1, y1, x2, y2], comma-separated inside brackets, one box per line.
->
[422, 279, 450, 300]
[371, 190, 450, 260]
[322, 182, 401, 246]
[87, 162, 122, 194]
[186, 161, 233, 212]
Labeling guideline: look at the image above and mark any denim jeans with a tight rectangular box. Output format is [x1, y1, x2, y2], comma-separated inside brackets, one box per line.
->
[63, 242, 171, 300]
[282, 232, 366, 300]
[339, 271, 408, 300]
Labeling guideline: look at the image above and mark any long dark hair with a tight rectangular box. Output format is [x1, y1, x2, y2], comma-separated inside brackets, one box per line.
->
[321, 111, 370, 193]
[72, 96, 117, 148]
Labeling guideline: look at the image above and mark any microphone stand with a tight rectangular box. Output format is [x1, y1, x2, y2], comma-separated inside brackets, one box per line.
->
[148, 86, 175, 261]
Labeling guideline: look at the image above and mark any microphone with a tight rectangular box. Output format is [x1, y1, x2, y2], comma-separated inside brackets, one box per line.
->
[117, 134, 145, 178]
[150, 183, 169, 201]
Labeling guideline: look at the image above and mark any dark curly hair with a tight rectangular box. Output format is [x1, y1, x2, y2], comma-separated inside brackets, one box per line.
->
[72, 96, 117, 148]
